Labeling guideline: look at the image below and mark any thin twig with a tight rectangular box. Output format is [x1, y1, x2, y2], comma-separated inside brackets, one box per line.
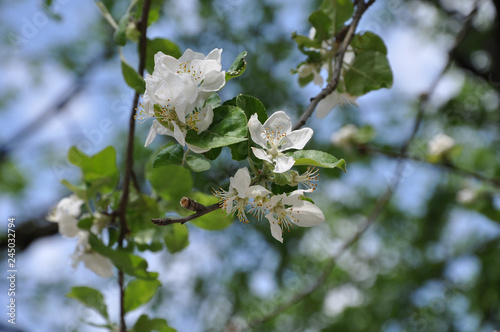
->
[363, 145, 500, 187]
[152, 203, 220, 226]
[246, 1, 481, 328]
[292, 0, 376, 131]
[116, 1, 152, 332]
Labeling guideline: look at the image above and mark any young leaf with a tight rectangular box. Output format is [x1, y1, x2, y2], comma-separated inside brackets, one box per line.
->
[235, 94, 268, 123]
[153, 145, 210, 172]
[321, 0, 354, 33]
[132, 315, 176, 332]
[225, 51, 247, 82]
[350, 32, 388, 55]
[289, 150, 347, 171]
[309, 10, 333, 40]
[185, 105, 248, 149]
[147, 164, 193, 204]
[145, 38, 182, 73]
[67, 287, 108, 319]
[124, 279, 161, 313]
[113, 13, 129, 46]
[344, 51, 393, 96]
[88, 234, 158, 280]
[164, 223, 189, 254]
[121, 60, 146, 94]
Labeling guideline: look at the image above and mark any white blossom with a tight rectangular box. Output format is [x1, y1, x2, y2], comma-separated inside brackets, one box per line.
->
[139, 48, 225, 151]
[46, 194, 84, 238]
[248, 111, 313, 173]
[331, 124, 358, 147]
[457, 188, 477, 204]
[428, 133, 455, 157]
[213, 168, 270, 223]
[265, 190, 325, 243]
[317, 91, 358, 119]
[72, 231, 114, 278]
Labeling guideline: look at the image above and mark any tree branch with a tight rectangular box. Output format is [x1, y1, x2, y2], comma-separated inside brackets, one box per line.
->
[117, 1, 152, 332]
[245, 1, 481, 328]
[292, 0, 376, 131]
[152, 201, 220, 226]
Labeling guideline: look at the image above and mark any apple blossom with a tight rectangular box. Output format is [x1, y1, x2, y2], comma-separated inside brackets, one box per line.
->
[331, 124, 358, 147]
[265, 189, 325, 243]
[72, 231, 114, 278]
[213, 167, 270, 223]
[46, 194, 84, 238]
[248, 111, 313, 173]
[316, 91, 358, 119]
[428, 133, 455, 157]
[290, 166, 320, 191]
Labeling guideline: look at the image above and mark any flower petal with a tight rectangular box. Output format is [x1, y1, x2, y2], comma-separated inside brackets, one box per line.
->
[251, 147, 273, 163]
[82, 252, 114, 278]
[179, 48, 206, 62]
[273, 154, 295, 173]
[248, 114, 267, 149]
[205, 48, 222, 64]
[200, 69, 226, 92]
[230, 168, 251, 198]
[195, 105, 213, 133]
[283, 192, 325, 227]
[265, 213, 283, 243]
[263, 111, 292, 134]
[316, 93, 338, 119]
[245, 185, 271, 199]
[280, 127, 313, 151]
[172, 122, 186, 146]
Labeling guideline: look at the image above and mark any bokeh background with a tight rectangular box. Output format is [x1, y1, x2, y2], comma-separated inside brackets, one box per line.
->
[1, 0, 499, 331]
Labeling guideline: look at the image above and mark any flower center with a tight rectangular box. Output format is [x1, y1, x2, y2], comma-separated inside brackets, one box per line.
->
[185, 107, 207, 132]
[177, 61, 204, 84]
[264, 126, 287, 157]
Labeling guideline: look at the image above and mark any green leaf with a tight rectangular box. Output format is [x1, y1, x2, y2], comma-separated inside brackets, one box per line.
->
[344, 51, 393, 96]
[186, 155, 211, 172]
[147, 164, 193, 205]
[355, 125, 376, 144]
[132, 315, 177, 332]
[190, 192, 232, 230]
[271, 183, 298, 195]
[153, 145, 210, 172]
[350, 32, 388, 55]
[204, 147, 222, 161]
[321, 0, 354, 33]
[309, 10, 333, 40]
[289, 150, 347, 171]
[77, 216, 93, 231]
[124, 279, 161, 313]
[113, 13, 129, 46]
[164, 223, 189, 254]
[61, 179, 88, 200]
[225, 51, 247, 82]
[204, 93, 222, 109]
[67, 146, 119, 195]
[67, 287, 108, 319]
[88, 234, 158, 280]
[292, 33, 322, 49]
[235, 94, 268, 123]
[185, 105, 248, 149]
[121, 60, 146, 94]
[145, 38, 182, 74]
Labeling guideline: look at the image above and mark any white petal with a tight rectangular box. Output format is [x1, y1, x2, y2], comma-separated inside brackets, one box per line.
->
[200, 70, 226, 92]
[59, 195, 83, 216]
[273, 154, 295, 173]
[263, 111, 292, 134]
[265, 213, 283, 243]
[316, 93, 338, 119]
[313, 70, 324, 87]
[283, 193, 325, 227]
[186, 143, 210, 153]
[205, 48, 222, 64]
[245, 185, 271, 199]
[251, 147, 273, 163]
[145, 122, 159, 147]
[145, 120, 173, 147]
[280, 128, 313, 151]
[58, 216, 80, 238]
[195, 105, 213, 133]
[82, 252, 114, 278]
[230, 168, 251, 198]
[172, 122, 186, 146]
[179, 48, 205, 62]
[248, 114, 267, 149]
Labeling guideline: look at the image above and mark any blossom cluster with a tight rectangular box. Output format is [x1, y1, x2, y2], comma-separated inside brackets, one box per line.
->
[47, 195, 113, 278]
[138, 49, 226, 152]
[214, 111, 325, 242]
